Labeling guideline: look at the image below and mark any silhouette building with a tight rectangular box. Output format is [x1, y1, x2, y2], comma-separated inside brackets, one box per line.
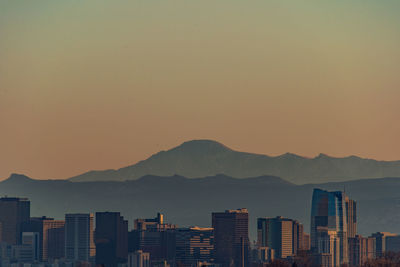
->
[65, 213, 95, 263]
[0, 197, 30, 245]
[95, 212, 128, 267]
[212, 208, 249, 267]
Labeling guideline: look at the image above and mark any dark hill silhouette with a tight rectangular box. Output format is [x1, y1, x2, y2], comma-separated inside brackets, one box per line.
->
[68, 140, 400, 184]
[2, 173, 400, 239]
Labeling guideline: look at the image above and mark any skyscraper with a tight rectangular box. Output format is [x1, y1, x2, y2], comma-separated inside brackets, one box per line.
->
[257, 217, 293, 259]
[129, 213, 176, 264]
[371, 232, 397, 258]
[348, 235, 376, 266]
[65, 213, 95, 263]
[311, 189, 348, 265]
[212, 208, 249, 267]
[95, 212, 128, 267]
[22, 232, 40, 262]
[257, 216, 304, 259]
[314, 227, 340, 267]
[345, 197, 357, 238]
[175, 227, 214, 267]
[0, 197, 30, 245]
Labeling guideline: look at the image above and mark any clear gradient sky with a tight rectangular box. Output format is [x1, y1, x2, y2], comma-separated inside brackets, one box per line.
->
[1, 0, 400, 180]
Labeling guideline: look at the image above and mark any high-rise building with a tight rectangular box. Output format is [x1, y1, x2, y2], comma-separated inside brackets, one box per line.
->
[175, 227, 214, 267]
[65, 213, 95, 263]
[95, 212, 128, 267]
[21, 232, 40, 262]
[293, 220, 304, 254]
[0, 197, 30, 245]
[348, 235, 375, 266]
[22, 216, 65, 261]
[385, 236, 400, 253]
[129, 213, 176, 264]
[370, 232, 397, 258]
[345, 197, 357, 238]
[128, 250, 150, 267]
[257, 216, 296, 259]
[212, 208, 249, 267]
[311, 189, 348, 265]
[314, 227, 340, 267]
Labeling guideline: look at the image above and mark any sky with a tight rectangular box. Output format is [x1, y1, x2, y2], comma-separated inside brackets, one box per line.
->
[1, 0, 400, 180]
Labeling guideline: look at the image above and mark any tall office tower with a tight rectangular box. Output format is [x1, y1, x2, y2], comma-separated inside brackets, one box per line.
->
[22, 232, 40, 261]
[345, 197, 357, 238]
[95, 212, 128, 267]
[292, 220, 304, 254]
[348, 235, 376, 266]
[311, 189, 348, 265]
[370, 232, 397, 258]
[0, 197, 30, 245]
[257, 216, 303, 259]
[22, 216, 65, 261]
[129, 213, 176, 264]
[314, 227, 340, 267]
[65, 213, 95, 263]
[175, 227, 214, 267]
[128, 250, 150, 267]
[212, 208, 249, 267]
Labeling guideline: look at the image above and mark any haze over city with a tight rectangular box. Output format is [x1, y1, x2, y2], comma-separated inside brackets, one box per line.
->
[1, 0, 400, 180]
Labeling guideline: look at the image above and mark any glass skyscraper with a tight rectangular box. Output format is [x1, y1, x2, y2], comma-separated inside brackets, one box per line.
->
[311, 189, 348, 265]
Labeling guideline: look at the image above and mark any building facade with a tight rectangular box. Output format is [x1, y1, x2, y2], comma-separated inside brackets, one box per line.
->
[22, 216, 65, 261]
[175, 227, 214, 267]
[348, 235, 376, 266]
[95, 212, 128, 267]
[257, 217, 294, 259]
[345, 197, 357, 239]
[311, 189, 349, 265]
[212, 208, 249, 267]
[128, 250, 150, 267]
[0, 197, 30, 245]
[65, 213, 95, 263]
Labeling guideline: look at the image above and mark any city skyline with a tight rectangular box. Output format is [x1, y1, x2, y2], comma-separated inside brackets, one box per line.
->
[1, 1, 400, 180]
[0, 188, 398, 267]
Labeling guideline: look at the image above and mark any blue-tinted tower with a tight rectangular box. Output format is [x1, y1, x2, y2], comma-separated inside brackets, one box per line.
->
[311, 189, 348, 264]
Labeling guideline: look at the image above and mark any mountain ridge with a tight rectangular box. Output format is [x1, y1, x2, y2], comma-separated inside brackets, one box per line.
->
[67, 139, 400, 184]
[1, 173, 400, 239]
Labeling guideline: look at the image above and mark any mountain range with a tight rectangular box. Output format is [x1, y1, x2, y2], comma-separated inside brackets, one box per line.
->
[2, 173, 400, 240]
[69, 139, 400, 184]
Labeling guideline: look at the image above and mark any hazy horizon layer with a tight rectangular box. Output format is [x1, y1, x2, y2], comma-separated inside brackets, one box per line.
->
[1, 1, 399, 179]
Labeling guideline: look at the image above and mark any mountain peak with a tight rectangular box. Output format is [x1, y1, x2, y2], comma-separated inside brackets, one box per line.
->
[4, 173, 34, 183]
[171, 139, 233, 153]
